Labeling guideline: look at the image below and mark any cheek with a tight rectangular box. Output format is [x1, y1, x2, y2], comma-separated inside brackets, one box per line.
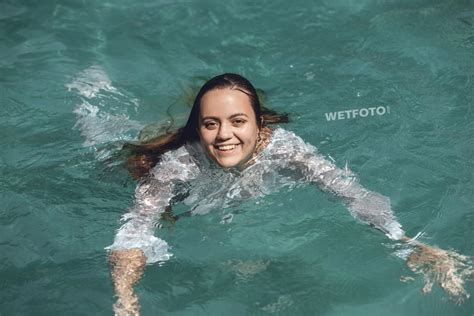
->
[198, 128, 209, 143]
[198, 129, 213, 145]
[242, 126, 258, 144]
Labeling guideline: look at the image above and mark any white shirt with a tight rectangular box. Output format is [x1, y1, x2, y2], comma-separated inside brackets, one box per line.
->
[107, 128, 404, 263]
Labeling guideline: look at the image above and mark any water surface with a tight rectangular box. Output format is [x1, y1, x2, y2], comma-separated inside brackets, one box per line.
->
[1, 0, 473, 315]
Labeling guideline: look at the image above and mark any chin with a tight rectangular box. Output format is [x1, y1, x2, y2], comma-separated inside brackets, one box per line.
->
[210, 149, 254, 169]
[216, 158, 241, 168]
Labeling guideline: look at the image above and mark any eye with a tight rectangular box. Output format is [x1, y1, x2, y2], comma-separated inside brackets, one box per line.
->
[232, 119, 247, 126]
[204, 121, 218, 129]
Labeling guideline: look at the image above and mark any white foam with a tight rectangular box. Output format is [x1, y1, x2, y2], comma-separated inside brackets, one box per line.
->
[73, 100, 143, 147]
[66, 65, 118, 99]
[68, 66, 144, 148]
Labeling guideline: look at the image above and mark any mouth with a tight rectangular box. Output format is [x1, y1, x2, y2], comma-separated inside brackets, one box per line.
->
[214, 143, 241, 152]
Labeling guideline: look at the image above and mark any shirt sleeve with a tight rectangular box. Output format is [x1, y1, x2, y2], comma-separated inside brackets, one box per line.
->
[272, 129, 405, 240]
[106, 146, 199, 264]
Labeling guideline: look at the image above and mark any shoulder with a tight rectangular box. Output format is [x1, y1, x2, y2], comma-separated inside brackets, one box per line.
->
[270, 127, 301, 143]
[151, 145, 200, 182]
[266, 127, 319, 155]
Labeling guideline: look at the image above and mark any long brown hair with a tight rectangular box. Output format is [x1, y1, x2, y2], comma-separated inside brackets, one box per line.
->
[124, 73, 289, 179]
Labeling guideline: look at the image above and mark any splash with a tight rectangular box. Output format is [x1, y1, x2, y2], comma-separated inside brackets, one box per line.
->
[68, 66, 144, 149]
[66, 65, 118, 99]
[73, 100, 143, 147]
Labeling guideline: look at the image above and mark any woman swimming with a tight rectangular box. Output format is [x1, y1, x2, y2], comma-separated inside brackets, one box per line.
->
[107, 73, 472, 315]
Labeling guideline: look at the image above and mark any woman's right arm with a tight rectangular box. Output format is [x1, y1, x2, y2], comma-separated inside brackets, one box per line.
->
[109, 248, 146, 316]
[108, 178, 175, 316]
[107, 146, 199, 315]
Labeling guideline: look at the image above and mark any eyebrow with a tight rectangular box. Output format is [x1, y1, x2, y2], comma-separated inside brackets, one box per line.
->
[201, 113, 249, 121]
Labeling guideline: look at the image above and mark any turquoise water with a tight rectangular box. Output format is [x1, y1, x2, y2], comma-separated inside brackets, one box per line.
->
[1, 0, 474, 315]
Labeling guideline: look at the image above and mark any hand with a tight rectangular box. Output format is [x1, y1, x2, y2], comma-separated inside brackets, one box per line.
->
[113, 293, 140, 316]
[404, 239, 473, 304]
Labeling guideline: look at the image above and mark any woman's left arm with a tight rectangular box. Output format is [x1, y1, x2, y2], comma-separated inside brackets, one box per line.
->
[292, 148, 405, 240]
[291, 146, 472, 303]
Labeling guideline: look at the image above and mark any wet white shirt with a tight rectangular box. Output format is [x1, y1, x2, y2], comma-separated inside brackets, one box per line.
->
[107, 128, 405, 263]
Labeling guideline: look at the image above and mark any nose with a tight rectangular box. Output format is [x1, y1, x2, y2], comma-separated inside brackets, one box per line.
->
[216, 122, 232, 141]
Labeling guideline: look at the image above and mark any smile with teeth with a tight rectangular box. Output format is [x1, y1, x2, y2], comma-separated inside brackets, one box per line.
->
[215, 144, 240, 151]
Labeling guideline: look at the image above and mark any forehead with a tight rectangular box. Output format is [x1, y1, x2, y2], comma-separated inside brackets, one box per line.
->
[200, 88, 255, 118]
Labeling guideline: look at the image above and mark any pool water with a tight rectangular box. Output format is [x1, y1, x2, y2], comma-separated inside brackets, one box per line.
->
[1, 0, 473, 315]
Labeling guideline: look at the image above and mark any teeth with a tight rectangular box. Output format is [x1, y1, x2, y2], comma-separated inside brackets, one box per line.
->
[217, 144, 237, 151]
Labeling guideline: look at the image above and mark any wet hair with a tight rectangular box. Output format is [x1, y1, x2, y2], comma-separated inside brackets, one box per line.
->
[124, 73, 289, 179]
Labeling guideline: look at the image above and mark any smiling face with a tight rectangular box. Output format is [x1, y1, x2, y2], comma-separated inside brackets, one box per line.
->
[198, 88, 259, 168]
